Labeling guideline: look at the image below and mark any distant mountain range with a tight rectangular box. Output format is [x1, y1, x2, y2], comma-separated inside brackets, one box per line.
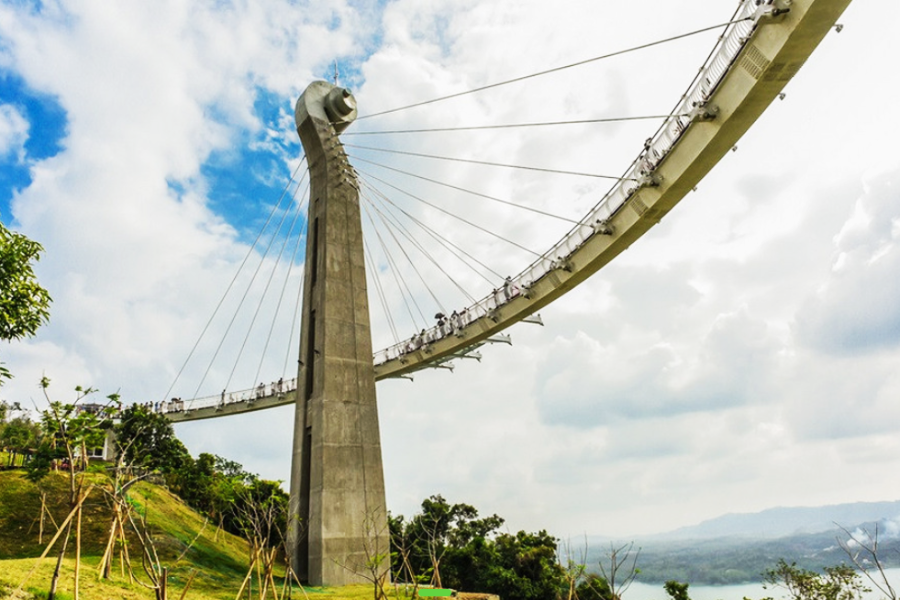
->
[584, 500, 900, 585]
[650, 500, 900, 540]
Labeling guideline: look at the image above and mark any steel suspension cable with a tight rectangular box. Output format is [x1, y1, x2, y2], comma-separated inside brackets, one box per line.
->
[360, 190, 448, 315]
[360, 199, 427, 330]
[164, 156, 306, 402]
[192, 168, 309, 399]
[542, 1, 749, 260]
[349, 154, 580, 224]
[224, 177, 307, 393]
[363, 235, 401, 345]
[347, 143, 629, 181]
[360, 177, 500, 287]
[358, 176, 503, 285]
[282, 229, 307, 380]
[253, 181, 310, 387]
[357, 19, 749, 120]
[362, 184, 480, 305]
[651, 3, 747, 145]
[355, 167, 543, 258]
[345, 114, 677, 136]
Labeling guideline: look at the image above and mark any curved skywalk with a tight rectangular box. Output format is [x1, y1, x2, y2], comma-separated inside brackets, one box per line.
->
[165, 0, 851, 424]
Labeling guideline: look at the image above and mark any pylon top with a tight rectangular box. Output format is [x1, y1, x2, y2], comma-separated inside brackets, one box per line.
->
[295, 80, 358, 135]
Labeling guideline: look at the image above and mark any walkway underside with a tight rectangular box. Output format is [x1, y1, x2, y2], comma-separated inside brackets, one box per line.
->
[373, 0, 851, 380]
[165, 387, 299, 423]
[165, 0, 851, 425]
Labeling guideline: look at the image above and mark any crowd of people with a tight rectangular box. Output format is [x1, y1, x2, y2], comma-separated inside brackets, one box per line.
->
[139, 398, 185, 414]
[135, 377, 300, 416]
[378, 215, 617, 367]
[392, 275, 525, 358]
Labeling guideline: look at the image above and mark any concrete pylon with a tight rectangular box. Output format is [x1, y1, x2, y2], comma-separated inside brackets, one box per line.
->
[287, 81, 389, 586]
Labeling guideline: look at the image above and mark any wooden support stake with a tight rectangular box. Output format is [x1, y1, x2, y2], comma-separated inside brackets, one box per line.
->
[177, 570, 197, 600]
[15, 485, 94, 594]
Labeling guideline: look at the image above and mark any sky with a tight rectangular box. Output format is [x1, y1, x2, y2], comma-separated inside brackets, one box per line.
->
[2, 0, 900, 540]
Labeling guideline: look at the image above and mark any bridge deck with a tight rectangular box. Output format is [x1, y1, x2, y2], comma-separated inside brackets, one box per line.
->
[370, 0, 852, 381]
[164, 0, 852, 425]
[164, 380, 298, 423]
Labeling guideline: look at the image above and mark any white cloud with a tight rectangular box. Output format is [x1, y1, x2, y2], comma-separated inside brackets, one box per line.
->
[0, 0, 370, 399]
[3, 0, 900, 542]
[0, 103, 28, 161]
[795, 166, 900, 353]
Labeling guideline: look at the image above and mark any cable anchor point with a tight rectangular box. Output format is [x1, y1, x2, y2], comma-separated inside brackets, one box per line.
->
[688, 102, 719, 123]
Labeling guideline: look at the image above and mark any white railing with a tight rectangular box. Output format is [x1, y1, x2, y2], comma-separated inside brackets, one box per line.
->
[373, 0, 768, 368]
[162, 377, 298, 414]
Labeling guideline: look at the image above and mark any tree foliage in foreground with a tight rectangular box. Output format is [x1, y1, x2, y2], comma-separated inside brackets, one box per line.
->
[0, 409, 41, 466]
[112, 404, 289, 550]
[762, 560, 870, 600]
[115, 403, 190, 474]
[0, 220, 52, 384]
[25, 381, 119, 484]
[390, 494, 566, 600]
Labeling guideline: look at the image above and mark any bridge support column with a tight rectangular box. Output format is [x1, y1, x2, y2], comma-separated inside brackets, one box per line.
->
[288, 81, 388, 586]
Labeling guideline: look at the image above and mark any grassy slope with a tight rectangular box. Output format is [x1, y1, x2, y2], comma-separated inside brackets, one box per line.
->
[0, 470, 375, 600]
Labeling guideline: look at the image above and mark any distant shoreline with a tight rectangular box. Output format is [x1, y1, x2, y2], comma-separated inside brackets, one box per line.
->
[626, 567, 900, 600]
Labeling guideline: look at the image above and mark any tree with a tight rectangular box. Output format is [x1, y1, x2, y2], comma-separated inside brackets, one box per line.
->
[0, 221, 52, 384]
[392, 494, 503, 588]
[170, 453, 218, 522]
[414, 494, 470, 587]
[115, 403, 189, 474]
[558, 538, 590, 600]
[0, 400, 39, 466]
[97, 403, 199, 597]
[0, 413, 41, 466]
[24, 379, 118, 600]
[390, 513, 423, 596]
[577, 574, 614, 600]
[664, 580, 691, 600]
[837, 524, 898, 600]
[596, 541, 641, 600]
[390, 495, 567, 600]
[762, 559, 870, 600]
[217, 472, 295, 600]
[484, 529, 566, 600]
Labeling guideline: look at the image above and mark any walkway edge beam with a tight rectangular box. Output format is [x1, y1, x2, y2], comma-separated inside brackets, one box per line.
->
[372, 0, 852, 381]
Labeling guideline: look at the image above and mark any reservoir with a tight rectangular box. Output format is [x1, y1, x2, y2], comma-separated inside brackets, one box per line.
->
[625, 567, 900, 600]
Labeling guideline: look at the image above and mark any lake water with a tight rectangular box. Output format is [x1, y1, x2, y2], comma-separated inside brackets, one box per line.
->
[625, 568, 900, 600]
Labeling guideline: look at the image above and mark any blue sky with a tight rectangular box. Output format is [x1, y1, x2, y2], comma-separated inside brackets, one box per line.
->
[197, 87, 301, 239]
[0, 72, 66, 217]
[2, 0, 900, 541]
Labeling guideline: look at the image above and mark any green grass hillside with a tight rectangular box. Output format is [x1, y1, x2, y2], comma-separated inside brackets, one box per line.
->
[0, 469, 119, 559]
[0, 470, 374, 600]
